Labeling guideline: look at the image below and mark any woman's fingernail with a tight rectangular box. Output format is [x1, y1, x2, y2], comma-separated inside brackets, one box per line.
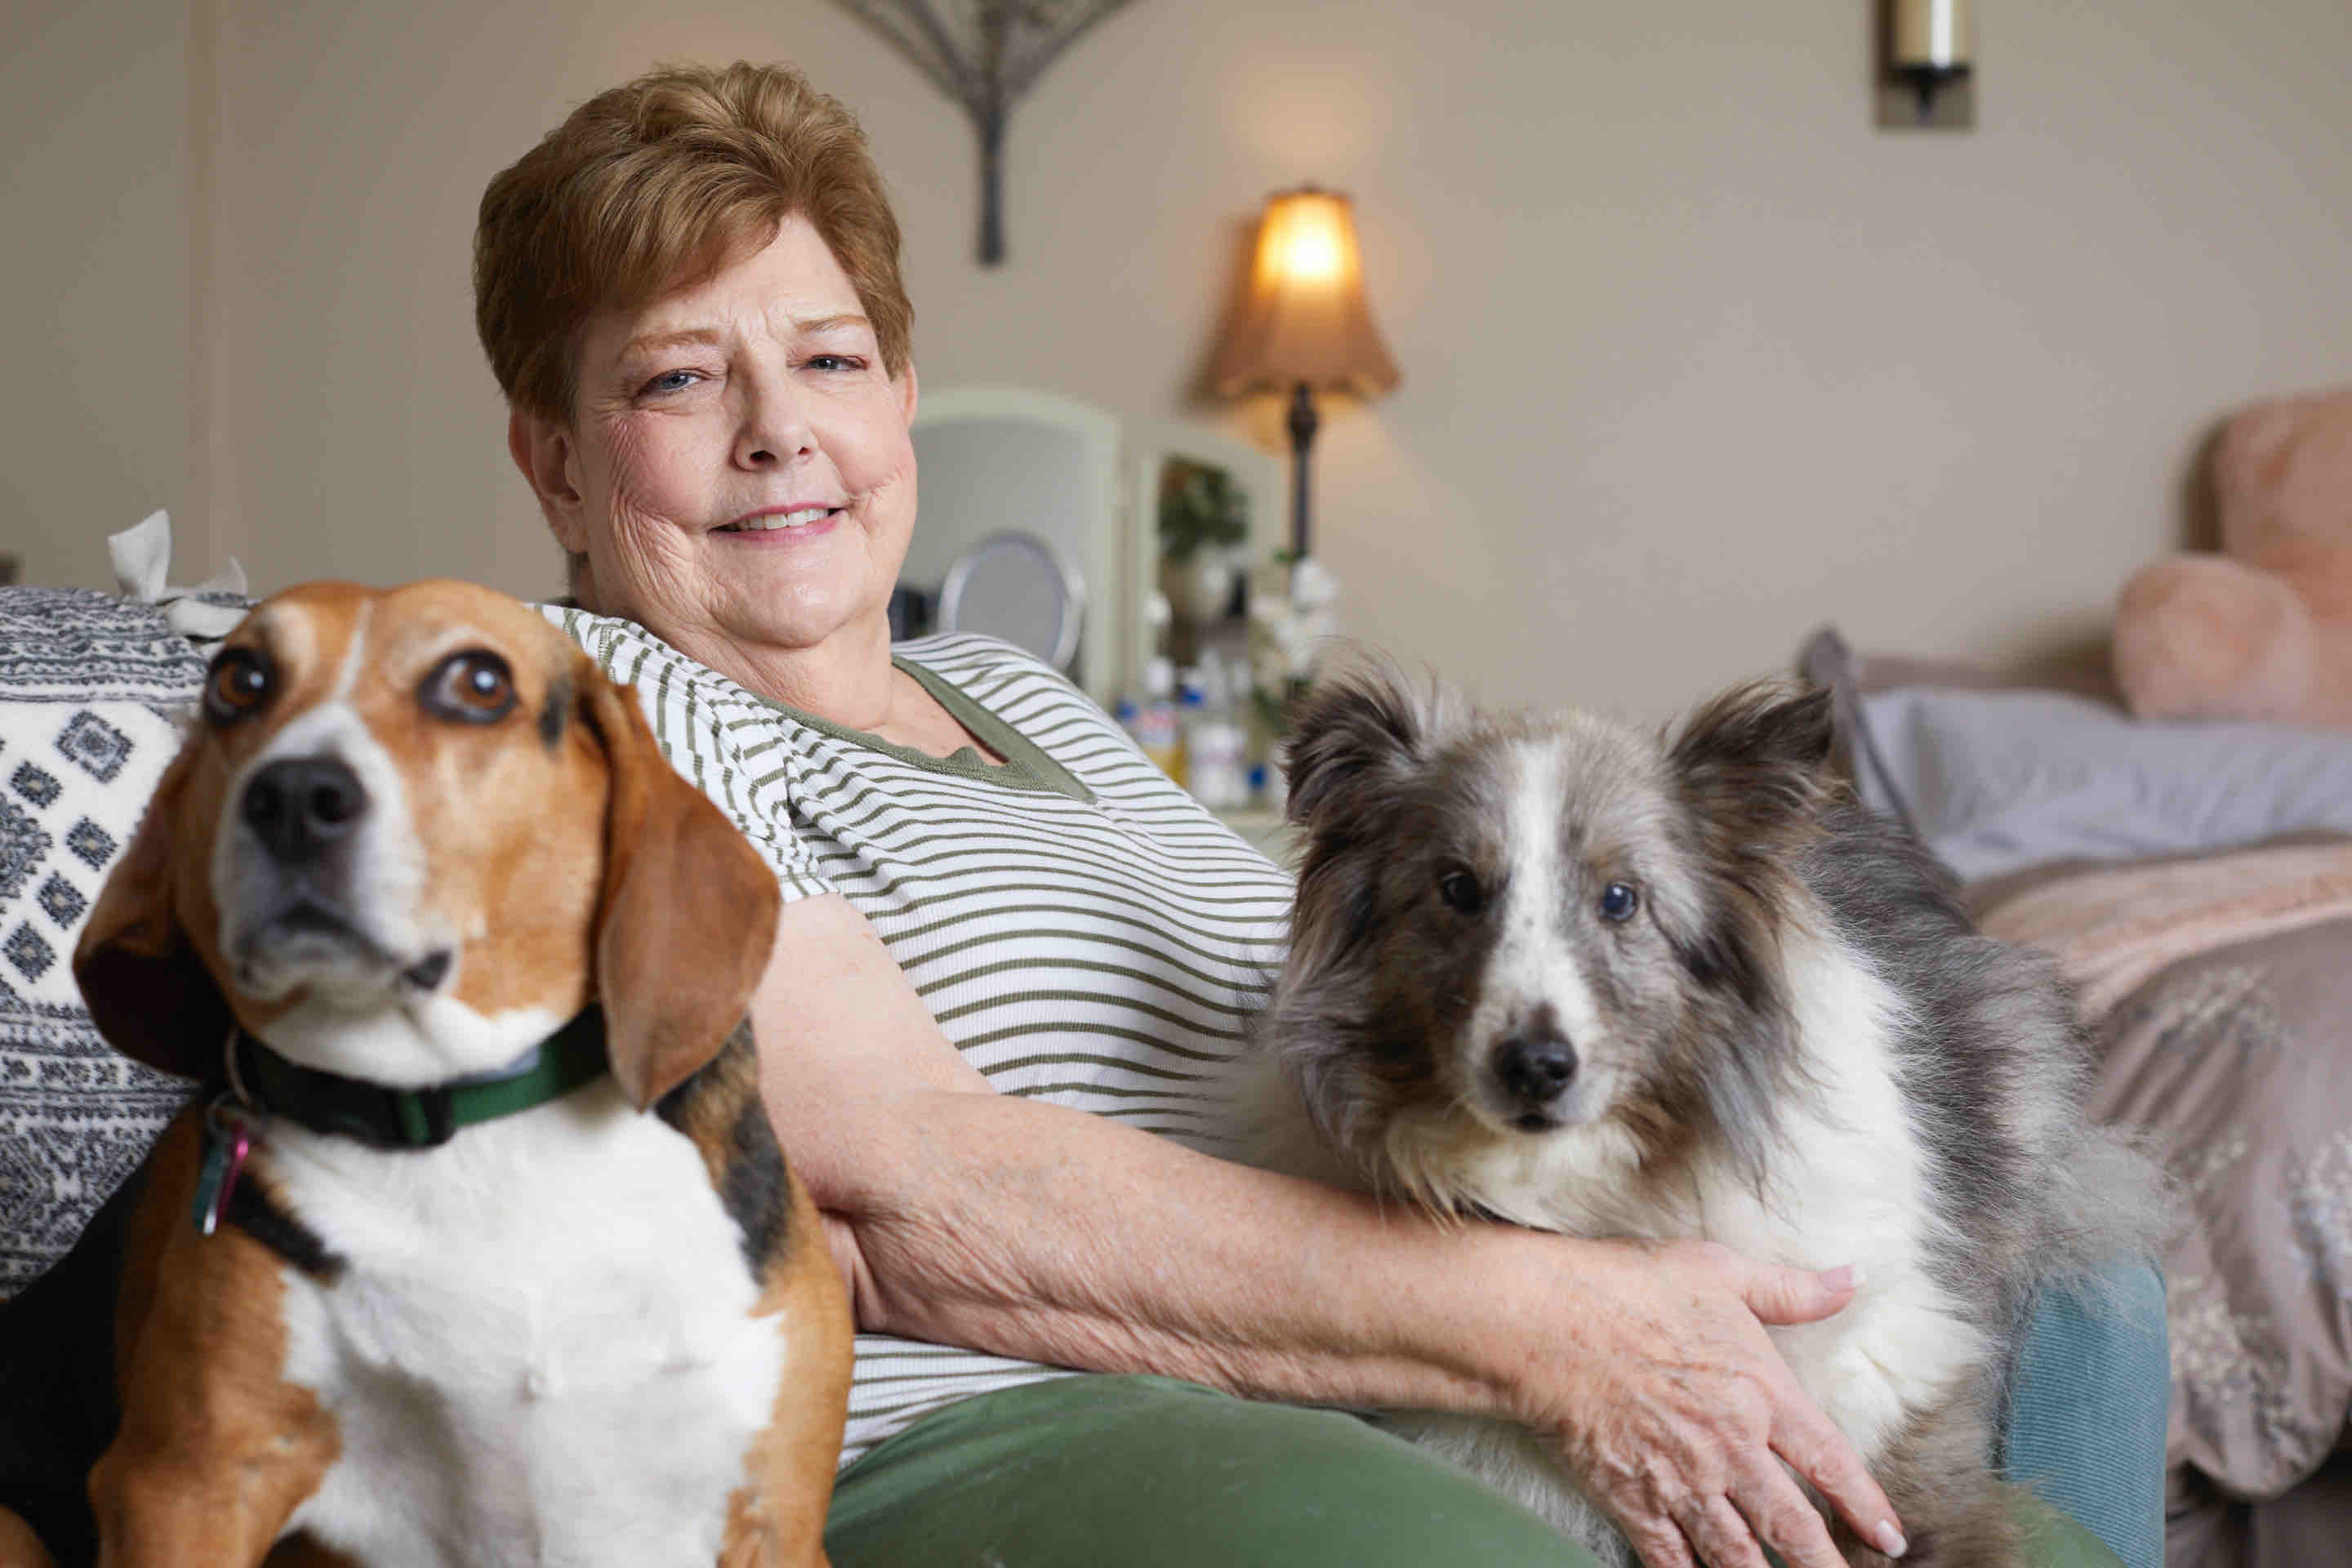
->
[1817, 1264, 1855, 1292]
[1875, 1521, 1909, 1557]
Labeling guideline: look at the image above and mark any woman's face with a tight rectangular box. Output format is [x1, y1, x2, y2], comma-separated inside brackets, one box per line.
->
[522, 216, 918, 661]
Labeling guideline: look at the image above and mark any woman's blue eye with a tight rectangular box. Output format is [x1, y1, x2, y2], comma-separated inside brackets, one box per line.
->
[1599, 882, 1640, 923]
[806, 354, 859, 372]
[644, 370, 698, 394]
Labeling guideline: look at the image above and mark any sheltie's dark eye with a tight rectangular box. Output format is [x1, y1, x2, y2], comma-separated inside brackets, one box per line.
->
[1438, 869, 1485, 915]
[204, 647, 273, 727]
[1599, 881, 1640, 923]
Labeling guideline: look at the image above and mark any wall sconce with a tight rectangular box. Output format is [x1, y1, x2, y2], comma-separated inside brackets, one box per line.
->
[1210, 187, 1401, 564]
[1878, 0, 1975, 131]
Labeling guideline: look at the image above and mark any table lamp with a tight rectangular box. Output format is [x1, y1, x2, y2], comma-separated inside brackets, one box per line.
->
[1211, 187, 1400, 564]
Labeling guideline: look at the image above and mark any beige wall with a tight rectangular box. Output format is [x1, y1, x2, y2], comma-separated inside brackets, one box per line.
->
[2, 0, 188, 590]
[12, 1, 2352, 721]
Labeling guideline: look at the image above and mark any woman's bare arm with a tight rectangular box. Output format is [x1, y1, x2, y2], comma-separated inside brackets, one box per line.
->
[751, 893, 1910, 1568]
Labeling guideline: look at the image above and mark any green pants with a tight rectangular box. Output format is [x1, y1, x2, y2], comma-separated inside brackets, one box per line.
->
[825, 1375, 2122, 1566]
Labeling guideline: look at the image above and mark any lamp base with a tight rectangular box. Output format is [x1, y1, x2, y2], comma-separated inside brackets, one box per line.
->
[1286, 381, 1320, 563]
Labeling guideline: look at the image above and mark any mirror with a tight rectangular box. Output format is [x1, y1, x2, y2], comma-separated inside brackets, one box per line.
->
[1118, 415, 1282, 709]
[906, 389, 1120, 697]
[905, 389, 1281, 710]
[936, 530, 1087, 671]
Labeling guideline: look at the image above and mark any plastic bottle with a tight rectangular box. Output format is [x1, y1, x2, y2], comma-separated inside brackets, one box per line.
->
[1183, 650, 1250, 809]
[1129, 657, 1183, 784]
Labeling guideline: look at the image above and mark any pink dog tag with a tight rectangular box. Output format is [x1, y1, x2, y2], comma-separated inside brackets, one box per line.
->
[192, 1103, 257, 1237]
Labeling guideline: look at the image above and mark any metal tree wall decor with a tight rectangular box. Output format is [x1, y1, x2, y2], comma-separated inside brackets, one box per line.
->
[834, 0, 1138, 265]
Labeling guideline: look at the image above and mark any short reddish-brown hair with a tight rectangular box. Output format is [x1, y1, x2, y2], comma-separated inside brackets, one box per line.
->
[474, 60, 912, 423]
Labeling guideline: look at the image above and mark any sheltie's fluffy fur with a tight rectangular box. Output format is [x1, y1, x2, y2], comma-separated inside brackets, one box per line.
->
[1247, 665, 2167, 1566]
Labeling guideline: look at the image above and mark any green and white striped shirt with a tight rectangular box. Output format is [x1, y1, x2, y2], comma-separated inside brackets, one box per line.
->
[541, 609, 1294, 1465]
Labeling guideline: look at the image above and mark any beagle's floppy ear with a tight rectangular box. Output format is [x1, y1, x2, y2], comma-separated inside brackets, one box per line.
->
[73, 744, 234, 1080]
[577, 662, 781, 1111]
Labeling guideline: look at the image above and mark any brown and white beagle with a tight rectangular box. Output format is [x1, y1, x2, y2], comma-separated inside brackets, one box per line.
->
[29, 580, 849, 1566]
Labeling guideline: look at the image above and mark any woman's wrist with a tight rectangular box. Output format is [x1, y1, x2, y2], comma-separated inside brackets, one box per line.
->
[1393, 1221, 1611, 1428]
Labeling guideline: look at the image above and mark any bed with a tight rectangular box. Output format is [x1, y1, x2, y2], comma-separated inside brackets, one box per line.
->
[1803, 628, 2352, 1568]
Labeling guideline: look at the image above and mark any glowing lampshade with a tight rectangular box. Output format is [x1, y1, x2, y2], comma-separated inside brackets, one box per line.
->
[1213, 188, 1401, 399]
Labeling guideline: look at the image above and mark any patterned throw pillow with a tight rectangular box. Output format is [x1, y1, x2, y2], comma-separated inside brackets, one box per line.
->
[0, 588, 212, 1298]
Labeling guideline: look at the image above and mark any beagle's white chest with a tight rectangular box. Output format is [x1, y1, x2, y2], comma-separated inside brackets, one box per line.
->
[267, 1085, 786, 1566]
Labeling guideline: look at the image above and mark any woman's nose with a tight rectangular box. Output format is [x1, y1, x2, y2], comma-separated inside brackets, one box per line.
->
[734, 380, 817, 469]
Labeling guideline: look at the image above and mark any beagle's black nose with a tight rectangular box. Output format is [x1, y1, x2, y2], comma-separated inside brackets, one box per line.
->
[243, 757, 369, 862]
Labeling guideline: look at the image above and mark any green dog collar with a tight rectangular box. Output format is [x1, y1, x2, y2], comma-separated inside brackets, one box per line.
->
[227, 1007, 611, 1149]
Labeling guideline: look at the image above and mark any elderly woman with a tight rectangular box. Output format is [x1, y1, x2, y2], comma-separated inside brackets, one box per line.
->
[477, 63, 2132, 1568]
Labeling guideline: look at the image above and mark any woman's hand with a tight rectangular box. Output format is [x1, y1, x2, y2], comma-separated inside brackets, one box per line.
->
[1512, 1237, 1908, 1568]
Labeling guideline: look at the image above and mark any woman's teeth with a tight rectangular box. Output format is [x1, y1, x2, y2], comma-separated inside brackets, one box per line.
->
[720, 506, 840, 532]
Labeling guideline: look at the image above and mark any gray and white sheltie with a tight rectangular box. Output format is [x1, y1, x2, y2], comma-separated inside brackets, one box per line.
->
[1245, 665, 2167, 1567]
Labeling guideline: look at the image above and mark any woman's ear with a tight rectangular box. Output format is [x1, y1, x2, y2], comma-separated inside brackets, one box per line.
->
[509, 408, 590, 555]
[575, 657, 782, 1111]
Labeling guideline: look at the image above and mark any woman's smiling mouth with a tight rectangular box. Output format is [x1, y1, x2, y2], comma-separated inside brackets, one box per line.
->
[715, 505, 844, 533]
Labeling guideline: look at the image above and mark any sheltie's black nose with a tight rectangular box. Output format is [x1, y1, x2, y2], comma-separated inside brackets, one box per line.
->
[1494, 1026, 1578, 1111]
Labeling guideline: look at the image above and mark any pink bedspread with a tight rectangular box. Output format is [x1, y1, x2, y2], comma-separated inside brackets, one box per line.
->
[1970, 839, 2352, 1564]
[1976, 840, 2352, 1026]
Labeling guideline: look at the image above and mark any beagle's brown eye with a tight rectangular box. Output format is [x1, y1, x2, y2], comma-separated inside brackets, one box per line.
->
[1438, 869, 1486, 915]
[421, 650, 516, 724]
[204, 648, 273, 726]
